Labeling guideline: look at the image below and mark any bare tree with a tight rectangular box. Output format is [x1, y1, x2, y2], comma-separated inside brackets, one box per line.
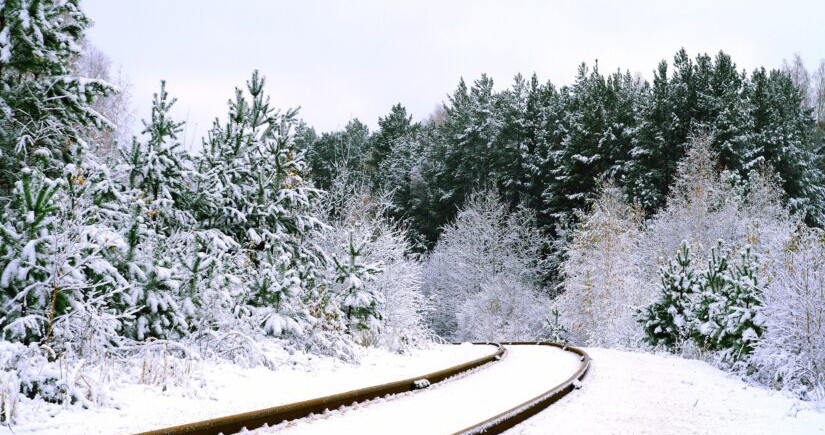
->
[783, 54, 812, 109]
[74, 41, 136, 162]
[813, 59, 825, 126]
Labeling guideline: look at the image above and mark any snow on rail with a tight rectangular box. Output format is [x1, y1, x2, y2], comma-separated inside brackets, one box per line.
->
[262, 344, 584, 435]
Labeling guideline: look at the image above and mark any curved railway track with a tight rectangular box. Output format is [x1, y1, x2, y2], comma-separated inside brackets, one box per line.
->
[136, 343, 505, 435]
[454, 342, 590, 435]
[135, 342, 589, 435]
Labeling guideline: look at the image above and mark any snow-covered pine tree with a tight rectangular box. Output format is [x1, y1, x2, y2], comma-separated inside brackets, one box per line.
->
[624, 60, 678, 214]
[0, 171, 61, 343]
[112, 82, 196, 341]
[435, 75, 503, 230]
[542, 64, 642, 228]
[0, 0, 117, 350]
[0, 0, 113, 193]
[333, 235, 382, 340]
[313, 174, 431, 352]
[716, 246, 764, 365]
[641, 241, 698, 350]
[123, 81, 194, 234]
[196, 71, 323, 341]
[746, 67, 825, 227]
[304, 119, 371, 190]
[691, 241, 731, 351]
[370, 103, 414, 186]
[687, 242, 765, 364]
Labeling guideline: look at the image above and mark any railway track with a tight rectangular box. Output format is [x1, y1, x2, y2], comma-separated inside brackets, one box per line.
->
[135, 342, 589, 435]
[454, 342, 590, 435]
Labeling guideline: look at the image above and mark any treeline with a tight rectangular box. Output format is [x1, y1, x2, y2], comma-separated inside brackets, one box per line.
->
[300, 50, 825, 257]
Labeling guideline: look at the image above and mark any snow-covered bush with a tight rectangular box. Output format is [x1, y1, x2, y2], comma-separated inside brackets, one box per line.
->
[642, 136, 797, 291]
[0, 342, 108, 423]
[423, 189, 549, 342]
[455, 275, 549, 342]
[752, 227, 825, 400]
[553, 184, 645, 347]
[312, 173, 432, 352]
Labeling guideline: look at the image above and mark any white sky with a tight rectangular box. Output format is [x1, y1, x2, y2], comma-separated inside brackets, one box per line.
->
[83, 0, 825, 146]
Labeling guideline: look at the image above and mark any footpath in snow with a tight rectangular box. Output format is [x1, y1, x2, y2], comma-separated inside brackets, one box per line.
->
[12, 343, 493, 435]
[261, 345, 581, 435]
[508, 348, 825, 435]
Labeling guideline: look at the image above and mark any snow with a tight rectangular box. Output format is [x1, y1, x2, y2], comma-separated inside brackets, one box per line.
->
[9, 343, 493, 435]
[8, 344, 825, 435]
[507, 348, 825, 435]
[261, 345, 581, 435]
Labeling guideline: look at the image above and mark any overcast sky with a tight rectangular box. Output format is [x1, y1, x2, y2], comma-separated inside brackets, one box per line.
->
[83, 0, 825, 147]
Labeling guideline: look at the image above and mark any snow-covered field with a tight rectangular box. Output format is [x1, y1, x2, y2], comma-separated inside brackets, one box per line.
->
[11, 343, 493, 435]
[510, 348, 825, 435]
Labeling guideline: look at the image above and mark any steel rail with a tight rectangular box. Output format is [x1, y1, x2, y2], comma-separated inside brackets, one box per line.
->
[133, 342, 506, 435]
[452, 342, 591, 435]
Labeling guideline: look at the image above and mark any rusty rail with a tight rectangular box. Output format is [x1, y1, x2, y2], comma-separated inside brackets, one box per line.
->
[453, 342, 591, 435]
[134, 343, 506, 435]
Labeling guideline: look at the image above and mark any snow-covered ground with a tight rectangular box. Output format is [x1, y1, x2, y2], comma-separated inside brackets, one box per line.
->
[10, 345, 825, 435]
[260, 345, 580, 435]
[11, 343, 493, 435]
[509, 348, 825, 435]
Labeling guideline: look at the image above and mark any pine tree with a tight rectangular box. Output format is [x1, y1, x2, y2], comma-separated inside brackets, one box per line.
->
[715, 246, 764, 364]
[0, 0, 113, 194]
[641, 241, 698, 350]
[333, 235, 382, 339]
[0, 0, 118, 350]
[305, 119, 371, 190]
[112, 82, 195, 340]
[196, 71, 323, 339]
[123, 81, 194, 234]
[625, 60, 679, 213]
[692, 241, 731, 351]
[370, 103, 414, 185]
[746, 68, 825, 226]
[542, 64, 642, 227]
[0, 171, 61, 342]
[438, 75, 502, 221]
